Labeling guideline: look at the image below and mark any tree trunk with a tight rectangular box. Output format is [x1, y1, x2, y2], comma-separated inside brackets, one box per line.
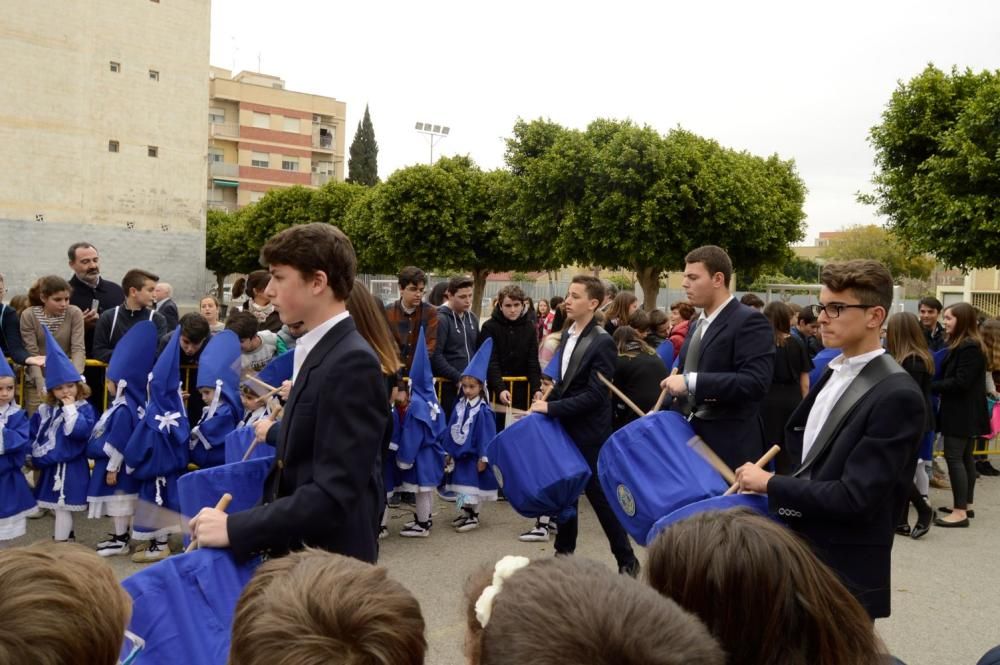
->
[472, 268, 490, 320]
[636, 266, 661, 311]
[216, 272, 225, 299]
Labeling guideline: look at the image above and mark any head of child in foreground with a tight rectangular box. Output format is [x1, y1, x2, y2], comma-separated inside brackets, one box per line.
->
[229, 548, 426, 665]
[47, 380, 90, 407]
[646, 508, 887, 665]
[0, 376, 15, 406]
[240, 385, 267, 412]
[460, 376, 483, 401]
[0, 542, 131, 665]
[463, 555, 724, 665]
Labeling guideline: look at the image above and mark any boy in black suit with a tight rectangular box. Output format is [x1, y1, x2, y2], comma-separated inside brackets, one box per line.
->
[530, 275, 640, 576]
[190, 223, 389, 564]
[735, 260, 925, 619]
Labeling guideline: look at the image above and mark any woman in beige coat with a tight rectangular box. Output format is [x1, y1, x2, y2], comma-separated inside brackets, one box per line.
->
[20, 275, 85, 413]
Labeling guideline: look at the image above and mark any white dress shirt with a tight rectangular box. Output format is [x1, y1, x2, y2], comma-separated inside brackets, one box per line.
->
[560, 322, 583, 381]
[292, 311, 351, 384]
[801, 347, 885, 462]
[687, 295, 734, 395]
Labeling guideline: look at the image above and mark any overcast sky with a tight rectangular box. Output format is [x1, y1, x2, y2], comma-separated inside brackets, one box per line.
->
[210, 0, 1000, 244]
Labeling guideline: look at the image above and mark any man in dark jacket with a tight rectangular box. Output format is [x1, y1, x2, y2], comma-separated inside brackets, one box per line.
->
[530, 275, 640, 577]
[153, 282, 180, 330]
[479, 284, 541, 417]
[431, 275, 478, 417]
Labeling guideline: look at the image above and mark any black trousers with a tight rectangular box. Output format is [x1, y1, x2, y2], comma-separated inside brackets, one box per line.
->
[943, 435, 977, 509]
[554, 443, 636, 567]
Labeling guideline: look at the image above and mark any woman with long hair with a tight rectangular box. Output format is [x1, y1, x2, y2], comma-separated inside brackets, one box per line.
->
[535, 299, 553, 343]
[236, 270, 282, 333]
[604, 291, 638, 336]
[886, 311, 935, 539]
[932, 302, 990, 528]
[611, 326, 668, 430]
[19, 276, 85, 414]
[199, 295, 226, 334]
[761, 301, 812, 474]
[646, 508, 893, 665]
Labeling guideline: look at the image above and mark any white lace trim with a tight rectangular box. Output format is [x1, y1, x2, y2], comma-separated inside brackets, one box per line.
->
[31, 405, 62, 460]
[87, 494, 137, 519]
[91, 384, 127, 439]
[36, 501, 87, 512]
[0, 506, 36, 541]
[191, 381, 222, 451]
[449, 397, 483, 447]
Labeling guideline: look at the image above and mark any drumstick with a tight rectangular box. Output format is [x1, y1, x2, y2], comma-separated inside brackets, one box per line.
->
[245, 374, 284, 401]
[241, 404, 284, 462]
[540, 383, 555, 402]
[648, 368, 678, 414]
[185, 493, 233, 553]
[723, 445, 781, 496]
[687, 437, 737, 484]
[596, 373, 644, 418]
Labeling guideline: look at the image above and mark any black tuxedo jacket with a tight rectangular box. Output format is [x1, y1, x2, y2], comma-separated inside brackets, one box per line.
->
[674, 298, 774, 470]
[228, 317, 389, 563]
[768, 356, 925, 619]
[547, 318, 615, 449]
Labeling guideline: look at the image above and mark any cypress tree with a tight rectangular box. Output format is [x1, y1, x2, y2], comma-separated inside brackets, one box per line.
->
[347, 104, 379, 186]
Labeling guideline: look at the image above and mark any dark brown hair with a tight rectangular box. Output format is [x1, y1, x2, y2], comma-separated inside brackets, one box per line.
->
[646, 508, 886, 665]
[886, 312, 934, 374]
[179, 313, 210, 343]
[225, 310, 260, 341]
[229, 548, 426, 665]
[614, 325, 655, 356]
[447, 275, 474, 294]
[260, 223, 356, 301]
[685, 246, 732, 285]
[763, 301, 793, 347]
[943, 302, 984, 354]
[981, 319, 1000, 372]
[648, 308, 669, 330]
[37, 275, 72, 299]
[245, 270, 272, 301]
[347, 281, 403, 376]
[121, 269, 159, 296]
[629, 308, 650, 334]
[464, 556, 724, 665]
[497, 284, 526, 305]
[820, 260, 893, 319]
[670, 301, 696, 321]
[605, 291, 638, 325]
[67, 242, 97, 262]
[740, 293, 764, 309]
[570, 275, 605, 305]
[397, 266, 426, 290]
[9, 294, 29, 316]
[0, 542, 131, 665]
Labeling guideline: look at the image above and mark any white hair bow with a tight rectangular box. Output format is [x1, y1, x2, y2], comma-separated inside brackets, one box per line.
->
[474, 555, 531, 629]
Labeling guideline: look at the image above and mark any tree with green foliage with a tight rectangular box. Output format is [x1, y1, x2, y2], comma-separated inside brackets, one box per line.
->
[342, 186, 399, 275]
[820, 225, 935, 280]
[205, 208, 251, 295]
[312, 180, 367, 227]
[238, 186, 318, 256]
[863, 65, 1000, 270]
[347, 105, 379, 186]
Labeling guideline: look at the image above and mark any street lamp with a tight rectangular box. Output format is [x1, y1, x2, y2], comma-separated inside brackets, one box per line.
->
[415, 122, 450, 164]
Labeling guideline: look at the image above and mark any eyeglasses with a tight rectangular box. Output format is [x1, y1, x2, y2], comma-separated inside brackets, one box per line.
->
[119, 630, 145, 665]
[809, 303, 875, 319]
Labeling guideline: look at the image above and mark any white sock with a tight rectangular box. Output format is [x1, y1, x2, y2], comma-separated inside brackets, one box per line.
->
[469, 503, 481, 515]
[53, 510, 73, 541]
[381, 507, 389, 528]
[538, 515, 550, 526]
[113, 515, 130, 536]
[914, 460, 930, 497]
[415, 491, 433, 523]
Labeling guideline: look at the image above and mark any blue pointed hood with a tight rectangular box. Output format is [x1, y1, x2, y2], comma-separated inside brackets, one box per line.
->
[409, 327, 437, 405]
[107, 320, 158, 406]
[196, 330, 242, 412]
[461, 338, 491, 385]
[41, 325, 83, 391]
[543, 347, 562, 381]
[253, 350, 294, 393]
[0, 352, 13, 379]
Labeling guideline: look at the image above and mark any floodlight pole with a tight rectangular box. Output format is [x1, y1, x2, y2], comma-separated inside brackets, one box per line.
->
[415, 122, 451, 165]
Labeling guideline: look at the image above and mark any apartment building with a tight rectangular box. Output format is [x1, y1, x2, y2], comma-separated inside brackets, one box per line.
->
[207, 67, 346, 211]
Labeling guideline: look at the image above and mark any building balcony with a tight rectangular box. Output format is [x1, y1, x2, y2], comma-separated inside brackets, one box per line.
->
[311, 172, 333, 187]
[209, 162, 239, 178]
[210, 122, 239, 139]
[207, 201, 237, 213]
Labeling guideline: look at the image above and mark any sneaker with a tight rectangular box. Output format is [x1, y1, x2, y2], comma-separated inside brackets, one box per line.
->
[545, 520, 559, 535]
[131, 540, 170, 563]
[929, 472, 950, 489]
[400, 520, 432, 538]
[379, 526, 389, 540]
[402, 515, 432, 530]
[97, 533, 131, 557]
[519, 522, 549, 542]
[437, 488, 458, 502]
[387, 493, 401, 508]
[619, 558, 641, 578]
[453, 514, 480, 532]
[54, 530, 76, 543]
[27, 507, 50, 520]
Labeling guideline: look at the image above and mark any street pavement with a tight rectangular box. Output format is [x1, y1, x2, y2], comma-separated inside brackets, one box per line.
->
[10, 476, 1000, 664]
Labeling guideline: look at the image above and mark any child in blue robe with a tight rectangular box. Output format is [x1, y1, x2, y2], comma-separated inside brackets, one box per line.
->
[190, 330, 242, 469]
[0, 354, 34, 541]
[443, 338, 498, 532]
[86, 321, 158, 556]
[30, 327, 96, 542]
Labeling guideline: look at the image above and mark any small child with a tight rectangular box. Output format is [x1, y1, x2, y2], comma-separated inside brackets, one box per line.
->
[229, 548, 426, 665]
[226, 311, 279, 373]
[86, 321, 158, 557]
[395, 329, 447, 538]
[464, 555, 725, 665]
[190, 330, 242, 469]
[30, 327, 96, 542]
[0, 354, 34, 542]
[443, 338, 498, 532]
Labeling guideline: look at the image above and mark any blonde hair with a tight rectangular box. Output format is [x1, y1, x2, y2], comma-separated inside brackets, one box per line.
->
[0, 543, 131, 665]
[229, 549, 426, 665]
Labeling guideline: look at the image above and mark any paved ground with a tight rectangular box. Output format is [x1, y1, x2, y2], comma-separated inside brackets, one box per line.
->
[9, 476, 1000, 664]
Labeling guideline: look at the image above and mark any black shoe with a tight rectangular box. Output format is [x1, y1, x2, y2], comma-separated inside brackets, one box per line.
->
[618, 558, 641, 578]
[933, 517, 969, 528]
[976, 461, 1000, 476]
[894, 524, 911, 536]
[910, 522, 931, 539]
[938, 507, 974, 518]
